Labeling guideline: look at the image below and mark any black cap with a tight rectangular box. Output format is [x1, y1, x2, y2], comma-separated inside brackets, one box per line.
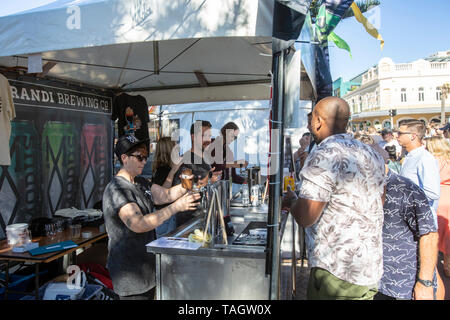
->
[114, 135, 149, 158]
[439, 123, 450, 131]
[381, 128, 392, 136]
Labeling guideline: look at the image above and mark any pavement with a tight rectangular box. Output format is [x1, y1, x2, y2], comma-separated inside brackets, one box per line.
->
[282, 258, 450, 300]
[279, 215, 450, 300]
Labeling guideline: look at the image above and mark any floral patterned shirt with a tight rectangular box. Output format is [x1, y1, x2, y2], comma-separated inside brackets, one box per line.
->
[299, 133, 386, 287]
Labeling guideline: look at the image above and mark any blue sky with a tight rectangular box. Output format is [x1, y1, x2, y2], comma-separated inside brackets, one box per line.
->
[1, 0, 448, 83]
[329, 0, 450, 81]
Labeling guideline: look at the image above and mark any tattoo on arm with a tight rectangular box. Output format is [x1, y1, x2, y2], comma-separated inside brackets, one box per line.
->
[126, 218, 132, 228]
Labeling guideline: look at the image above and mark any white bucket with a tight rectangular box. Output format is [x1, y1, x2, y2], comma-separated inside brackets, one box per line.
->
[6, 223, 30, 247]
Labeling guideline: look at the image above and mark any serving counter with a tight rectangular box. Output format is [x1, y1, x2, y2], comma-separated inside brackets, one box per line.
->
[146, 183, 290, 300]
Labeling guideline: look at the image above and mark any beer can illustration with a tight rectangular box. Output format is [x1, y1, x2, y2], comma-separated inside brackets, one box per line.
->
[0, 120, 40, 225]
[80, 123, 107, 209]
[42, 121, 79, 216]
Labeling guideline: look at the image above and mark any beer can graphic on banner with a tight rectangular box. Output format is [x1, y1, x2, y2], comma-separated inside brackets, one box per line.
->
[42, 121, 79, 216]
[0, 120, 40, 226]
[80, 123, 107, 209]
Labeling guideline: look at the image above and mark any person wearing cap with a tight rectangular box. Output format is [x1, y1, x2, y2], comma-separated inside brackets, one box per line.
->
[440, 123, 450, 142]
[379, 128, 402, 159]
[102, 134, 201, 300]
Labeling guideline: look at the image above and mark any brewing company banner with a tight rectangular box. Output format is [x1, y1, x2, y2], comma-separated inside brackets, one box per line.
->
[0, 77, 113, 238]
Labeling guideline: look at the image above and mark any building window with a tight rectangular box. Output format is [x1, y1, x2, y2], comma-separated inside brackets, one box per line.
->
[382, 120, 391, 129]
[401, 88, 407, 102]
[418, 87, 424, 101]
[436, 87, 442, 100]
[334, 88, 341, 97]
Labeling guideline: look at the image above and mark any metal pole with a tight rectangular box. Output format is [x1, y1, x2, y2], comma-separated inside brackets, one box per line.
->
[441, 83, 449, 126]
[266, 49, 285, 300]
[442, 97, 446, 126]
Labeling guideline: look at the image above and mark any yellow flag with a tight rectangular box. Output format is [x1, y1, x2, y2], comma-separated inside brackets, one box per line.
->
[351, 2, 384, 50]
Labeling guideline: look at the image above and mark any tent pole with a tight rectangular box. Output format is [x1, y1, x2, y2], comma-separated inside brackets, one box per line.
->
[266, 49, 285, 300]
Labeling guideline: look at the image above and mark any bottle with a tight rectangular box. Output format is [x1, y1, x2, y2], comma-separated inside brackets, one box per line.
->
[241, 181, 249, 207]
[251, 185, 260, 206]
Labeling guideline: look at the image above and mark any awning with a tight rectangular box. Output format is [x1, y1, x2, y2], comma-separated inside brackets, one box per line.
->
[0, 0, 317, 104]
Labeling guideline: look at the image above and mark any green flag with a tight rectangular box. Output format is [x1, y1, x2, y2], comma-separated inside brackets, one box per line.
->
[328, 31, 352, 58]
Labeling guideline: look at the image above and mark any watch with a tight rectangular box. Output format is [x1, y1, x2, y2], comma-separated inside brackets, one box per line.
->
[417, 278, 434, 287]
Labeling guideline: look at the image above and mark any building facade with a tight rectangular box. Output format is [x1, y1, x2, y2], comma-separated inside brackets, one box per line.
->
[339, 50, 450, 131]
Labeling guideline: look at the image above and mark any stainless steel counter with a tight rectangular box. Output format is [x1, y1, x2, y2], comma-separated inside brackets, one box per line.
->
[147, 203, 288, 300]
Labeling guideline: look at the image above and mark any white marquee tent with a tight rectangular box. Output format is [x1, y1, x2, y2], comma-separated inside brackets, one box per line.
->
[0, 0, 316, 102]
[0, 0, 317, 169]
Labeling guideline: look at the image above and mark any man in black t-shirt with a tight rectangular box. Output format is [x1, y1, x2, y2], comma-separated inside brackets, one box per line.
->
[171, 120, 221, 226]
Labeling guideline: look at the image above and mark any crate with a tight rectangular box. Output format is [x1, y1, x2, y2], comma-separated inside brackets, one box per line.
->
[20, 282, 103, 300]
[0, 273, 38, 300]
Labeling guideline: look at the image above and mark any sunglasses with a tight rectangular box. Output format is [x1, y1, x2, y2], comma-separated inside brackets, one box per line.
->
[129, 154, 148, 162]
[397, 131, 414, 136]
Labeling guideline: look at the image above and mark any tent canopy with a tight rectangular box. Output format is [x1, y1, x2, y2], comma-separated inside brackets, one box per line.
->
[0, 0, 316, 104]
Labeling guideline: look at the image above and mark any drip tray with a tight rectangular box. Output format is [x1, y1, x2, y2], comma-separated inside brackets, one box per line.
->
[232, 221, 267, 246]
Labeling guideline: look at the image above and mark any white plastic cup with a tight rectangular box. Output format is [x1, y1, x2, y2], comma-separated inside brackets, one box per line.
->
[6, 223, 30, 247]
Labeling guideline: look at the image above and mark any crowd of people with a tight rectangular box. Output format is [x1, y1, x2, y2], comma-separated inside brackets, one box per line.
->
[287, 97, 449, 300]
[103, 95, 449, 300]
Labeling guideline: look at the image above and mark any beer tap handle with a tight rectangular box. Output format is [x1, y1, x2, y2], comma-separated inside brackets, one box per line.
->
[214, 189, 228, 245]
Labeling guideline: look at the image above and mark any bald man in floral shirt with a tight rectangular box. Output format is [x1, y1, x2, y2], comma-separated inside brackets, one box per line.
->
[283, 97, 386, 300]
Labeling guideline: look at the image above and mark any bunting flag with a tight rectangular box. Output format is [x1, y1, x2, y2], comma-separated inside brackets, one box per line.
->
[315, 0, 354, 40]
[314, 0, 355, 101]
[328, 31, 352, 58]
[350, 2, 384, 50]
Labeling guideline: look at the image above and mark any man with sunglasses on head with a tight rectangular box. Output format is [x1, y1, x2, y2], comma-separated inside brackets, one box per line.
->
[397, 120, 441, 227]
[103, 134, 201, 300]
[396, 120, 442, 299]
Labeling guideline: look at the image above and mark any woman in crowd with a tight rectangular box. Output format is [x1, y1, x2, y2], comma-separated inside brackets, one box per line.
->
[207, 121, 248, 184]
[425, 136, 450, 277]
[152, 136, 181, 237]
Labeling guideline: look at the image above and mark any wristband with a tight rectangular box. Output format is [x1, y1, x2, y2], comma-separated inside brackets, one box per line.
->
[417, 278, 434, 287]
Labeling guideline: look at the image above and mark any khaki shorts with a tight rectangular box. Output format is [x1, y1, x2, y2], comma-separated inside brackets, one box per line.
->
[307, 267, 378, 300]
